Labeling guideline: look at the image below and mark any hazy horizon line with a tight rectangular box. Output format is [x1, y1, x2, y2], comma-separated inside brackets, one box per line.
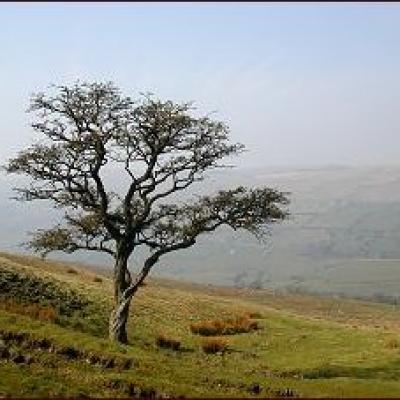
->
[222, 163, 400, 172]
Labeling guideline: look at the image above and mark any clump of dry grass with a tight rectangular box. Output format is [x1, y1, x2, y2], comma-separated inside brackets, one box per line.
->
[201, 337, 229, 354]
[190, 315, 259, 336]
[0, 299, 58, 322]
[36, 306, 58, 322]
[93, 276, 103, 283]
[155, 333, 181, 351]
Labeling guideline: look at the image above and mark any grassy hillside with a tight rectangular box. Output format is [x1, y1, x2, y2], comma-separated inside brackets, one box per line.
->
[1, 252, 400, 397]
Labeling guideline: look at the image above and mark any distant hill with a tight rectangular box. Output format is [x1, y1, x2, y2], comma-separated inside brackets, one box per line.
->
[153, 165, 400, 298]
[1, 165, 400, 298]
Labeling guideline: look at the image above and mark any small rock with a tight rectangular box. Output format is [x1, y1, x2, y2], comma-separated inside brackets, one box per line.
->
[86, 353, 100, 365]
[275, 388, 298, 397]
[248, 383, 262, 394]
[12, 354, 25, 364]
[48, 345, 56, 353]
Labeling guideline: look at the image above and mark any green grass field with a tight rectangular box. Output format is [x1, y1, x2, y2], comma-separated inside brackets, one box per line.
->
[1, 251, 400, 397]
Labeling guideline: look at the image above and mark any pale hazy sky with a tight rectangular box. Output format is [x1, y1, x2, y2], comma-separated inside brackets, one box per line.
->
[1, 3, 400, 168]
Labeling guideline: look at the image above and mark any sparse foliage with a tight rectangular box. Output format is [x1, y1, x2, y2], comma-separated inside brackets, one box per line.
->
[4, 81, 289, 343]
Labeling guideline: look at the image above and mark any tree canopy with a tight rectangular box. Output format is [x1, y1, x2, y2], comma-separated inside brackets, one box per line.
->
[5, 81, 289, 343]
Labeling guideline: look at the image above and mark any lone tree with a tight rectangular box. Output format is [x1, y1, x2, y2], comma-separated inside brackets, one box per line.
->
[5, 82, 289, 344]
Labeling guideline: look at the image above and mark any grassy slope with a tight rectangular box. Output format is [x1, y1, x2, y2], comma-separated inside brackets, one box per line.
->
[1, 252, 400, 397]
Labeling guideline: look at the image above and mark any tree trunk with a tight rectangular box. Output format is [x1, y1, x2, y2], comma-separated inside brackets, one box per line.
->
[109, 297, 131, 344]
[108, 245, 155, 344]
[109, 248, 132, 344]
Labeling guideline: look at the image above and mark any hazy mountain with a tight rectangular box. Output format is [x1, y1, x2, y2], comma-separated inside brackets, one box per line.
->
[2, 165, 400, 299]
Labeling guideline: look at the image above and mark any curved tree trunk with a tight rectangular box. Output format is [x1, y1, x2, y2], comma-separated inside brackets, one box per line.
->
[109, 297, 131, 343]
[108, 246, 157, 344]
[109, 248, 132, 344]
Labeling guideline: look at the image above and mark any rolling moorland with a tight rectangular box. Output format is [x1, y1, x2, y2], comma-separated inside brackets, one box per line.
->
[2, 251, 400, 397]
[2, 165, 400, 300]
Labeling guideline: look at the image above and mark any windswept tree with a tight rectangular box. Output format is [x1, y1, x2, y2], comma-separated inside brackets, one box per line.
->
[5, 82, 289, 344]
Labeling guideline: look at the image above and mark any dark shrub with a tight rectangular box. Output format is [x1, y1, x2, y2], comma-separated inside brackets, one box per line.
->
[156, 334, 181, 351]
[0, 268, 90, 317]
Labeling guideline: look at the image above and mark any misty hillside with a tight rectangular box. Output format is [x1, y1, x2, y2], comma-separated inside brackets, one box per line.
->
[2, 165, 400, 299]
[150, 165, 400, 298]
